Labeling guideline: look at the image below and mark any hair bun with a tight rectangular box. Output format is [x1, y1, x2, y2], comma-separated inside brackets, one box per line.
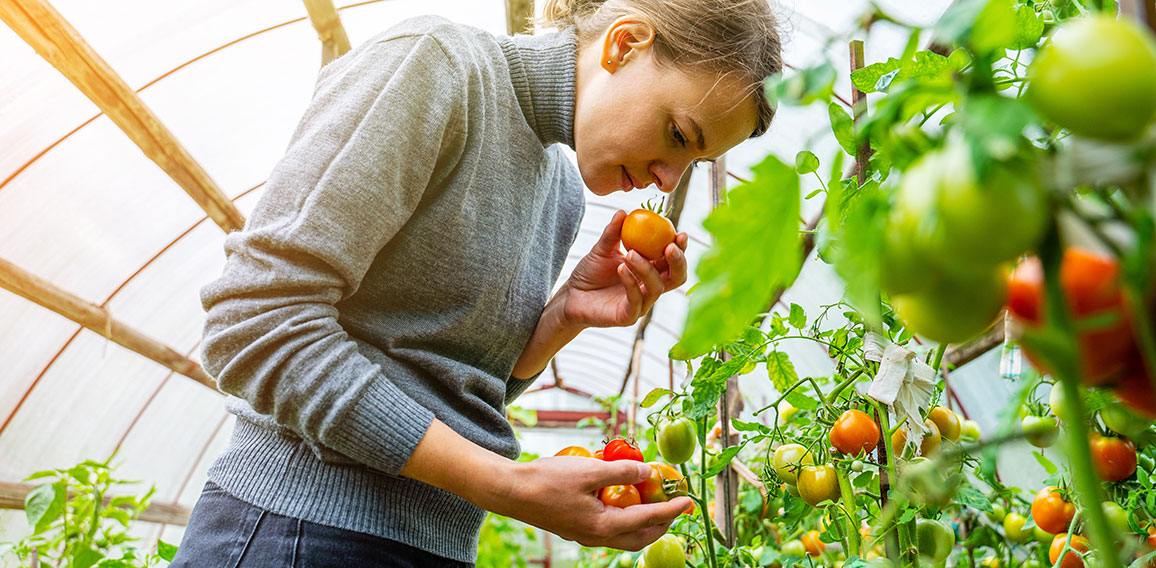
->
[539, 0, 609, 29]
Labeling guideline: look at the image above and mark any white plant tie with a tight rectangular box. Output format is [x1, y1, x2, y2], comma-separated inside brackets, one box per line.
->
[863, 332, 937, 454]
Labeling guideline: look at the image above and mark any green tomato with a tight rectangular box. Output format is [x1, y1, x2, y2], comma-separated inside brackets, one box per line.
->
[776, 400, 799, 427]
[884, 142, 1047, 280]
[1102, 403, 1153, 439]
[916, 518, 956, 563]
[656, 417, 697, 465]
[641, 534, 685, 568]
[892, 267, 1008, 344]
[1028, 16, 1156, 141]
[1102, 501, 1132, 536]
[772, 443, 814, 485]
[1021, 415, 1060, 448]
[780, 539, 807, 558]
[986, 502, 1007, 524]
[1139, 453, 1155, 473]
[615, 551, 635, 568]
[960, 419, 982, 443]
[1032, 524, 1053, 544]
[1049, 384, 1078, 423]
[1003, 512, 1030, 543]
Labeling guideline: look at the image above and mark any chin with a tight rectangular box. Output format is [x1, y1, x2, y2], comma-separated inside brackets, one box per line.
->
[578, 166, 619, 196]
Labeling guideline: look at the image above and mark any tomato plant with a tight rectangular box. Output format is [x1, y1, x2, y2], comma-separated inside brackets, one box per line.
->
[891, 266, 1009, 344]
[916, 518, 956, 563]
[892, 419, 942, 457]
[829, 408, 881, 456]
[635, 463, 688, 504]
[800, 529, 825, 557]
[772, 443, 813, 485]
[1021, 415, 1059, 448]
[1003, 512, 1031, 544]
[620, 208, 676, 261]
[928, 406, 962, 442]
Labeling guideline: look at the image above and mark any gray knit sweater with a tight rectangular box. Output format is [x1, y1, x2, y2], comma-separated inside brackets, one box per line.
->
[198, 16, 584, 563]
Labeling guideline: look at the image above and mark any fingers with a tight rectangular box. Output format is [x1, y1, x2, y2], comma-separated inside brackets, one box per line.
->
[662, 238, 688, 289]
[590, 497, 692, 550]
[623, 251, 666, 311]
[591, 210, 627, 256]
[583, 459, 652, 492]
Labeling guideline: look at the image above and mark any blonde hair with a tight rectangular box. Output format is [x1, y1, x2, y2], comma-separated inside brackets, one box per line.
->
[540, 0, 783, 137]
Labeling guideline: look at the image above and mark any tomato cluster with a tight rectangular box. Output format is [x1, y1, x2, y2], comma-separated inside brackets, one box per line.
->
[1006, 247, 1156, 417]
[555, 439, 688, 509]
[881, 140, 1048, 344]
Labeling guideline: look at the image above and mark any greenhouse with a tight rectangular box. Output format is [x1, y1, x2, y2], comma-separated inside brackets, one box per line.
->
[2, 0, 1156, 566]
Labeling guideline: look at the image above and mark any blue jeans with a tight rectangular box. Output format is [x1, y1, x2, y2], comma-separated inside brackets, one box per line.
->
[169, 482, 473, 567]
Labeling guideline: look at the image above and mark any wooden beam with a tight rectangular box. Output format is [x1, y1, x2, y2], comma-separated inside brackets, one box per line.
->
[505, 0, 534, 35]
[302, 0, 351, 67]
[0, 481, 191, 526]
[0, 256, 220, 392]
[0, 0, 245, 233]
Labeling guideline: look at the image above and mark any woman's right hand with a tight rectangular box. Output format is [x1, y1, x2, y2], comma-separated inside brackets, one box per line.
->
[483, 456, 691, 551]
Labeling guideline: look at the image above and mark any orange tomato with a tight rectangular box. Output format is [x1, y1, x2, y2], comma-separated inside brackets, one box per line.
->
[829, 409, 881, 456]
[599, 484, 641, 508]
[801, 530, 826, 557]
[621, 209, 676, 260]
[892, 419, 942, 457]
[1032, 486, 1076, 534]
[554, 446, 593, 458]
[634, 462, 688, 504]
[1048, 533, 1090, 568]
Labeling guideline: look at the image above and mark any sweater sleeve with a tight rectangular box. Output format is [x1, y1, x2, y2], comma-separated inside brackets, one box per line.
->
[199, 31, 467, 476]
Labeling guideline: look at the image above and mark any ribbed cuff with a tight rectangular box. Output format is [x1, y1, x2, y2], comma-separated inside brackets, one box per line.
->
[326, 376, 437, 476]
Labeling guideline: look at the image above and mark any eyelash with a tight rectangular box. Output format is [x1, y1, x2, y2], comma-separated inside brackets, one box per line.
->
[672, 124, 688, 148]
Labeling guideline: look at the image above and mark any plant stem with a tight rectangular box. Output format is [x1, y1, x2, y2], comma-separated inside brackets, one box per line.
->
[837, 468, 862, 558]
[698, 415, 719, 568]
[1040, 231, 1121, 568]
[869, 399, 913, 564]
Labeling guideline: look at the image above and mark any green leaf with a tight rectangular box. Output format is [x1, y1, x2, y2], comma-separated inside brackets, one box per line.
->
[23, 470, 59, 482]
[704, 445, 744, 477]
[788, 304, 807, 329]
[804, 188, 823, 200]
[72, 547, 105, 568]
[784, 391, 819, 411]
[970, 0, 1018, 55]
[506, 406, 538, 428]
[765, 351, 799, 394]
[830, 179, 887, 330]
[959, 94, 1035, 163]
[24, 481, 65, 533]
[689, 355, 749, 419]
[641, 388, 672, 408]
[1011, 4, 1044, 49]
[730, 418, 764, 433]
[954, 485, 993, 512]
[828, 103, 856, 156]
[677, 155, 803, 357]
[795, 151, 820, 174]
[849, 52, 955, 95]
[157, 540, 179, 562]
[1033, 450, 1058, 475]
[765, 61, 836, 107]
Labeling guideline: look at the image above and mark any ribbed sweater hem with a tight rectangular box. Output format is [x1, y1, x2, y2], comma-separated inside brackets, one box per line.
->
[207, 419, 485, 563]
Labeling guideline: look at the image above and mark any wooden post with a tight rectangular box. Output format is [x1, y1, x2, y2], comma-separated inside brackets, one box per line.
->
[302, 0, 351, 67]
[0, 481, 192, 525]
[0, 0, 245, 233]
[0, 256, 219, 392]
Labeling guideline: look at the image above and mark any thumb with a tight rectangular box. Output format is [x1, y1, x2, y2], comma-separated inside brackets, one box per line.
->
[590, 210, 627, 256]
[591, 460, 652, 490]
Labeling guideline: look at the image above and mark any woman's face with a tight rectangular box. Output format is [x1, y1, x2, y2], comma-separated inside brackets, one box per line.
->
[573, 19, 759, 196]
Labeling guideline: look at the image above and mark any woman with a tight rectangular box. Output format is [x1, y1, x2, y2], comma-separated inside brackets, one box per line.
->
[171, 0, 782, 565]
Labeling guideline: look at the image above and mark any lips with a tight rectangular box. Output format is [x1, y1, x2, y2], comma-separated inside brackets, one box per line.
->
[620, 166, 634, 192]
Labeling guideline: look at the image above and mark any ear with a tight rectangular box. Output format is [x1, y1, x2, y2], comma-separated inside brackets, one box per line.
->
[600, 17, 656, 73]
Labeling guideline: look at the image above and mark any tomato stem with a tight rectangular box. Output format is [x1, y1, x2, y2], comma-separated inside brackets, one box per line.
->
[868, 398, 914, 564]
[697, 415, 719, 568]
[1040, 230, 1121, 568]
[836, 468, 861, 557]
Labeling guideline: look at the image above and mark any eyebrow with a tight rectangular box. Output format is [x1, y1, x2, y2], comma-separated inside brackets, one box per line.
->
[687, 117, 706, 153]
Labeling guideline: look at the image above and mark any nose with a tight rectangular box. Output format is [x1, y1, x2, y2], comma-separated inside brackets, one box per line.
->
[650, 159, 694, 193]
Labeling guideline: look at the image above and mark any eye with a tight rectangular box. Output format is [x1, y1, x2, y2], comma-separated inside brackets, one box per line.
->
[672, 123, 688, 148]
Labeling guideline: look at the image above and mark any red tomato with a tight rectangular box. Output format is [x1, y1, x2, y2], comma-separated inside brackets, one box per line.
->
[1089, 434, 1138, 481]
[555, 446, 593, 458]
[829, 409, 881, 456]
[621, 209, 676, 261]
[599, 484, 641, 508]
[1006, 250, 1139, 385]
[603, 439, 644, 462]
[593, 449, 604, 460]
[801, 530, 826, 557]
[1048, 533, 1090, 568]
[1112, 370, 1156, 418]
[1031, 486, 1076, 534]
[634, 462, 688, 504]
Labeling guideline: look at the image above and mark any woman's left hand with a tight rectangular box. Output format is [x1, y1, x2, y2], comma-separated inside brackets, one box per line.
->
[560, 210, 688, 329]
